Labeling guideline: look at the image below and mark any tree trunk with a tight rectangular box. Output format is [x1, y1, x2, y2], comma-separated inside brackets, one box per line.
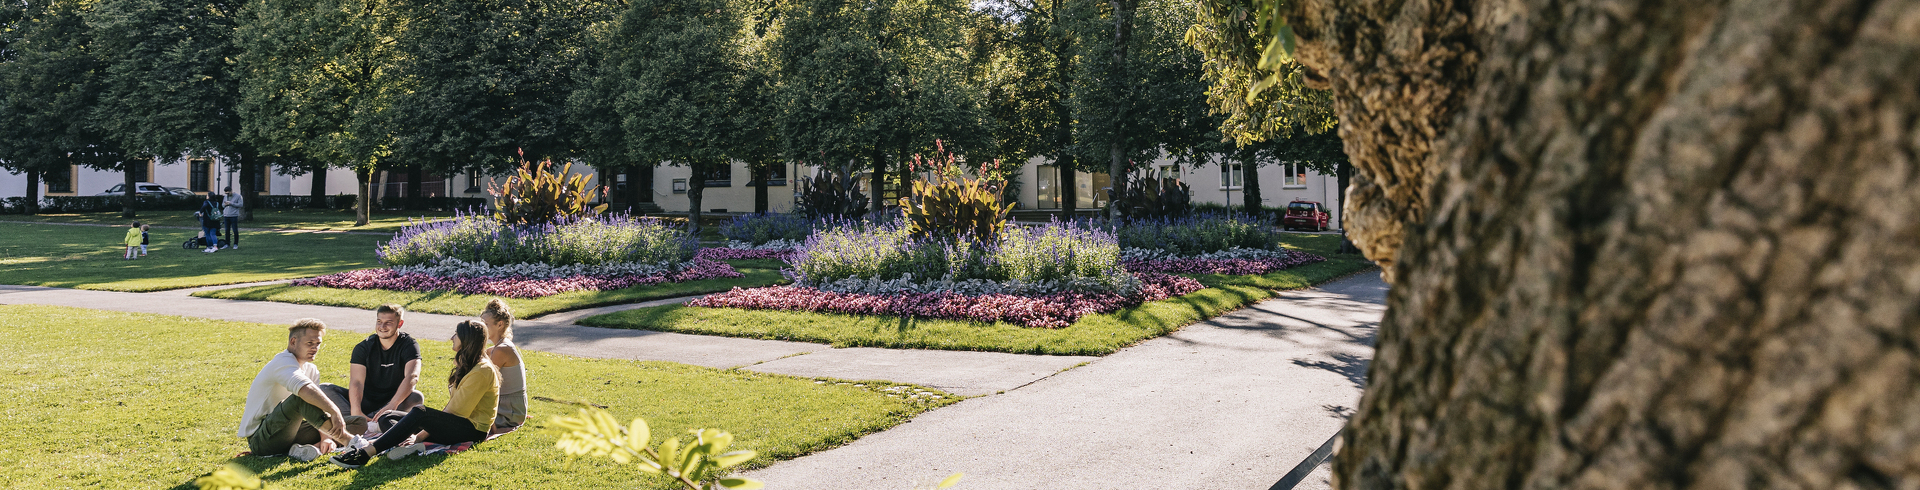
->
[1103, 0, 1136, 222]
[24, 169, 40, 215]
[1241, 156, 1261, 215]
[120, 162, 138, 218]
[869, 151, 887, 214]
[625, 165, 645, 212]
[309, 165, 328, 209]
[752, 163, 769, 214]
[686, 162, 706, 235]
[1058, 156, 1077, 218]
[1289, 0, 1920, 488]
[406, 165, 424, 210]
[354, 166, 372, 226]
[237, 155, 257, 221]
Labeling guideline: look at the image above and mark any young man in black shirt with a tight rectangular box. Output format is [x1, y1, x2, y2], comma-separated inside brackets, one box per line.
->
[320, 304, 425, 435]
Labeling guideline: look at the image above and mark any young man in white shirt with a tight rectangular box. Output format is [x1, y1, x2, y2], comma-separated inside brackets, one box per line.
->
[237, 319, 356, 462]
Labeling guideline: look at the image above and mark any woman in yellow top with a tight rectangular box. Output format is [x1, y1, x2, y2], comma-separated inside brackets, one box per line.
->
[331, 320, 498, 469]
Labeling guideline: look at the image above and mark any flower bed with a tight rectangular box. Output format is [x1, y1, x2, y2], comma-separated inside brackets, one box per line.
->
[1124, 250, 1328, 275]
[379, 212, 695, 267]
[790, 220, 1128, 295]
[687, 272, 1203, 328]
[293, 259, 741, 298]
[1114, 214, 1286, 256]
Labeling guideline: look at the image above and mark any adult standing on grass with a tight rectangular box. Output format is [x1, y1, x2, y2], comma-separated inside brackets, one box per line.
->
[480, 299, 527, 432]
[239, 319, 355, 463]
[221, 186, 243, 250]
[319, 304, 425, 435]
[196, 192, 222, 253]
[331, 319, 500, 469]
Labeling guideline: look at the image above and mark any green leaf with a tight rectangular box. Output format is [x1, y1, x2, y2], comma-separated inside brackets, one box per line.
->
[627, 417, 650, 451]
[712, 450, 757, 468]
[938, 472, 964, 488]
[717, 478, 764, 490]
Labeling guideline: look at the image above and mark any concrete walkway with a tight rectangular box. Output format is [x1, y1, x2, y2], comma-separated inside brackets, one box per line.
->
[0, 285, 1092, 396]
[741, 272, 1386, 490]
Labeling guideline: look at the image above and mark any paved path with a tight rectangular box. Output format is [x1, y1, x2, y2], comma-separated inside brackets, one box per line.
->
[742, 272, 1386, 490]
[0, 285, 1092, 396]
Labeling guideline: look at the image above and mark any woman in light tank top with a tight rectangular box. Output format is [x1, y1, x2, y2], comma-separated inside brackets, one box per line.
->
[481, 298, 528, 431]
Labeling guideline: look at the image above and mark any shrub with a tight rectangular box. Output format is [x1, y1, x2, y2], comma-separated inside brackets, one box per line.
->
[787, 219, 1128, 294]
[900, 141, 1012, 242]
[488, 156, 609, 227]
[377, 211, 696, 268]
[1113, 213, 1284, 256]
[794, 166, 869, 220]
[1111, 169, 1192, 219]
[717, 213, 814, 245]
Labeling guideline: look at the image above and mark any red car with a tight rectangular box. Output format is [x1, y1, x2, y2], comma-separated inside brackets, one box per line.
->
[1281, 200, 1331, 231]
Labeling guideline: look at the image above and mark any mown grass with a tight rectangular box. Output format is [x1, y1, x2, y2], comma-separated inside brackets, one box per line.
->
[192, 260, 793, 318]
[0, 305, 954, 489]
[0, 222, 387, 291]
[579, 233, 1375, 356]
[0, 208, 455, 233]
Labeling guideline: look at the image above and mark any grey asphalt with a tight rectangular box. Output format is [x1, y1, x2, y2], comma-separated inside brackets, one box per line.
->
[741, 271, 1386, 490]
[0, 285, 1091, 396]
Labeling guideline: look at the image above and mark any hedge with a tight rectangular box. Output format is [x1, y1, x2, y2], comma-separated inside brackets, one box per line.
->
[0, 195, 487, 214]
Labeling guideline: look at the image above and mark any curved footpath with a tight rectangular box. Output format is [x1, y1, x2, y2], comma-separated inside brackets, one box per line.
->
[0, 271, 1385, 489]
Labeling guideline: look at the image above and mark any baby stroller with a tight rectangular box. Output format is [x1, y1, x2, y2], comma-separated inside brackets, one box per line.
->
[182, 231, 212, 249]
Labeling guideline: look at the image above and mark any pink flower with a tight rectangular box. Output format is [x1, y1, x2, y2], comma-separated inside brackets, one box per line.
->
[686, 273, 1205, 328]
[293, 259, 743, 298]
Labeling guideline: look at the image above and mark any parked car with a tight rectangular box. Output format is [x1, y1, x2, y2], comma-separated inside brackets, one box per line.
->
[1281, 200, 1331, 232]
[165, 187, 197, 197]
[96, 182, 172, 196]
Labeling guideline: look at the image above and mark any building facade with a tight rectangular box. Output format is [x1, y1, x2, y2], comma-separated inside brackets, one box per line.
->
[3, 152, 1341, 229]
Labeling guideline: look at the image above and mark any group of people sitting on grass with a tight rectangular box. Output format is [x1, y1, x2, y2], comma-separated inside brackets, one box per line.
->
[237, 300, 529, 470]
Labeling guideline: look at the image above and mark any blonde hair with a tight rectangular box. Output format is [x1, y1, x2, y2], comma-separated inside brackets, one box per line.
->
[480, 298, 513, 342]
[289, 318, 327, 338]
[376, 304, 406, 320]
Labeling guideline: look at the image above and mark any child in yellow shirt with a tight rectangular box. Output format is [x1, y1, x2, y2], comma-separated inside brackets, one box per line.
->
[123, 222, 143, 260]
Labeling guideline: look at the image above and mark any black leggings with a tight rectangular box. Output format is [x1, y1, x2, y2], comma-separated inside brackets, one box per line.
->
[371, 406, 485, 453]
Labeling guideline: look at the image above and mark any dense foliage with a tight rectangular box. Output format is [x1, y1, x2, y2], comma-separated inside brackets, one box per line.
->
[1114, 213, 1284, 255]
[377, 212, 695, 268]
[717, 212, 815, 245]
[788, 219, 1128, 294]
[487, 158, 610, 227]
[900, 142, 1013, 242]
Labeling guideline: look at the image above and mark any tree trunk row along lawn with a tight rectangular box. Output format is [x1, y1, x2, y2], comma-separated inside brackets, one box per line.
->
[1287, 0, 1920, 486]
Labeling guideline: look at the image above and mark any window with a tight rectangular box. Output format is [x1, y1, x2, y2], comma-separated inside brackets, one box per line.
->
[671, 178, 688, 194]
[1220, 162, 1243, 189]
[1036, 165, 1059, 209]
[609, 171, 627, 197]
[1282, 162, 1307, 187]
[46, 165, 75, 194]
[762, 165, 788, 186]
[465, 170, 482, 194]
[190, 160, 212, 192]
[1158, 165, 1179, 182]
[129, 159, 152, 183]
[702, 164, 732, 187]
[254, 164, 270, 194]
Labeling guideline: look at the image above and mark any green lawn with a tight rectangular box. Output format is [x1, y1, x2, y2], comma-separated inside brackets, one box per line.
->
[0, 208, 455, 233]
[191, 259, 793, 318]
[579, 233, 1376, 356]
[0, 222, 388, 291]
[0, 305, 953, 489]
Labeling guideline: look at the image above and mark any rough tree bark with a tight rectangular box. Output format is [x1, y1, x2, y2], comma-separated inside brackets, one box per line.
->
[120, 161, 139, 218]
[308, 165, 328, 209]
[24, 170, 40, 215]
[1059, 156, 1077, 217]
[238, 156, 257, 221]
[686, 161, 708, 235]
[1104, 0, 1137, 222]
[1291, 0, 1920, 487]
[1241, 154, 1261, 213]
[354, 165, 372, 226]
[752, 163, 769, 214]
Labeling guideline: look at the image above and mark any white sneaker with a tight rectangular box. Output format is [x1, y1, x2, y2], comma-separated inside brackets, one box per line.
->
[203, 247, 216, 253]
[288, 443, 322, 462]
[386, 443, 425, 461]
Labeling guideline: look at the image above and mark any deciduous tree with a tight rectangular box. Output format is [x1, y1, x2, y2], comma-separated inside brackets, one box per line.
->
[1278, 0, 1920, 487]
